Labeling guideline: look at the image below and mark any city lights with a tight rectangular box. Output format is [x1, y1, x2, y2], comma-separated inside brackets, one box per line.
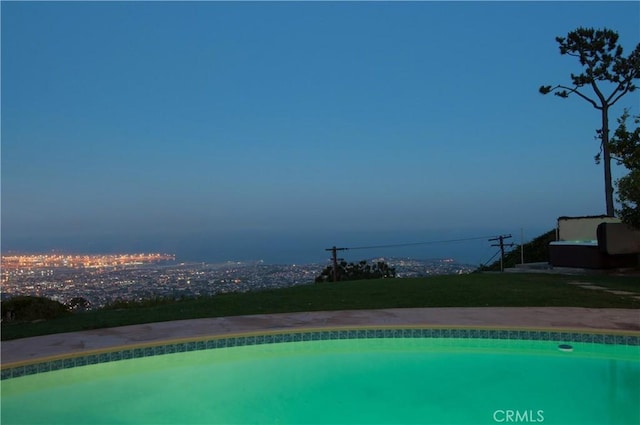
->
[1, 253, 175, 271]
[1, 254, 473, 309]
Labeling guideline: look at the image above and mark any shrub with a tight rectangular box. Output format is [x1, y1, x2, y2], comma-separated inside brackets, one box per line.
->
[315, 259, 396, 283]
[66, 297, 92, 312]
[1, 296, 70, 322]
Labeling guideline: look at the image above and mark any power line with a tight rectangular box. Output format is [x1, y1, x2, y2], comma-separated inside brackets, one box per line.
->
[326, 234, 504, 277]
[481, 250, 501, 268]
[489, 234, 514, 272]
[346, 235, 498, 251]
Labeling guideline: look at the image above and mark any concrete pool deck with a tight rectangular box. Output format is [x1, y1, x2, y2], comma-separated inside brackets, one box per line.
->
[2, 307, 639, 366]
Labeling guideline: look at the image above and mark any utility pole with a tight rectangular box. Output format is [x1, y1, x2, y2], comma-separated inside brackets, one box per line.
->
[325, 246, 348, 282]
[488, 235, 514, 272]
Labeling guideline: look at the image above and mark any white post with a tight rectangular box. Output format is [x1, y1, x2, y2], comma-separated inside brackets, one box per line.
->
[520, 228, 524, 264]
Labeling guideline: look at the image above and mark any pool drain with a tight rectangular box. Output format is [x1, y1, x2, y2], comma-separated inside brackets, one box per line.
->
[558, 344, 573, 352]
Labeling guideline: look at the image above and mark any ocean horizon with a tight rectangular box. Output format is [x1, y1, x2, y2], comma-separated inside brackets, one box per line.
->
[1, 227, 549, 267]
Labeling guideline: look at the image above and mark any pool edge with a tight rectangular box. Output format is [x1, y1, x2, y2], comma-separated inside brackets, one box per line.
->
[2, 325, 639, 380]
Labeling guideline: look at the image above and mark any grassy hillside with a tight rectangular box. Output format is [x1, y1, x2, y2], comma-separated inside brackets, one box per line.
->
[480, 229, 556, 271]
[2, 272, 639, 341]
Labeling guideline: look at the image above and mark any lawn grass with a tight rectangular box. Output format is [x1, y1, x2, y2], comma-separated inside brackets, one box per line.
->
[2, 272, 639, 341]
[568, 274, 640, 292]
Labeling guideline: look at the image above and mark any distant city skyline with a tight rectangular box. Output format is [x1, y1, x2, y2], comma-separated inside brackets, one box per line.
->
[1, 255, 473, 308]
[2, 2, 639, 266]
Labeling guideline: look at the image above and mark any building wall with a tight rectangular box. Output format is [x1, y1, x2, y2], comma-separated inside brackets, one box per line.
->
[557, 216, 621, 241]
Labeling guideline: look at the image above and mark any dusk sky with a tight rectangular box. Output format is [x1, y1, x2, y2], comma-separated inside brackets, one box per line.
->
[2, 2, 639, 265]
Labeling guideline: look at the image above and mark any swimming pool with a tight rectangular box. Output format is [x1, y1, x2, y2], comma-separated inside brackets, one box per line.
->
[2, 327, 639, 424]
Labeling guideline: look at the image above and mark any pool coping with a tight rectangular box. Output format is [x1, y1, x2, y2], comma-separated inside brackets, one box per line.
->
[2, 307, 639, 370]
[3, 324, 639, 380]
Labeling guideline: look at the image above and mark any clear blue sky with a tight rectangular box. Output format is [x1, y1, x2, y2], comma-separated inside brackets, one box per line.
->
[2, 1, 639, 264]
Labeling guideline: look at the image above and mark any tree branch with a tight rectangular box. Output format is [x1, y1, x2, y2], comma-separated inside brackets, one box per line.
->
[608, 86, 631, 107]
[590, 80, 607, 106]
[610, 154, 624, 165]
[551, 84, 600, 109]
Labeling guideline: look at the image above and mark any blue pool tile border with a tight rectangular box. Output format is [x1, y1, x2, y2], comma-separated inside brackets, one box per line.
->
[2, 328, 638, 380]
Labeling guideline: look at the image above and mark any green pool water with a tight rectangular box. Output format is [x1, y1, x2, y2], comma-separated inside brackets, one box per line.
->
[2, 338, 639, 424]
